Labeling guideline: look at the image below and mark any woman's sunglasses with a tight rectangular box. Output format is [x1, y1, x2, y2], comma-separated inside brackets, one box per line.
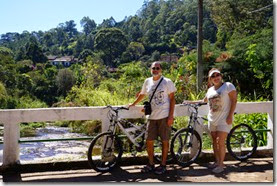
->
[211, 73, 221, 78]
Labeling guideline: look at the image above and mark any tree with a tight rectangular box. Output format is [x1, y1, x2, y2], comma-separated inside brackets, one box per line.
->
[78, 49, 94, 61]
[25, 37, 47, 64]
[210, 0, 273, 37]
[59, 20, 78, 39]
[0, 47, 17, 89]
[56, 69, 76, 97]
[42, 32, 54, 48]
[0, 81, 8, 108]
[98, 17, 117, 28]
[80, 16, 97, 35]
[94, 28, 128, 67]
[122, 42, 145, 62]
[122, 16, 143, 42]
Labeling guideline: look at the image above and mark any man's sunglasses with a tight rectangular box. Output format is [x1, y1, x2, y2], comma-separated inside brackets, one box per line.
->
[152, 67, 161, 70]
[211, 73, 221, 78]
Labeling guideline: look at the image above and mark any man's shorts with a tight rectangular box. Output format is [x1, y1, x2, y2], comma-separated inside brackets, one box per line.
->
[146, 117, 171, 141]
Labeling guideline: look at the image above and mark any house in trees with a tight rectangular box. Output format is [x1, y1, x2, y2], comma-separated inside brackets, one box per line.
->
[47, 55, 77, 67]
[160, 54, 179, 62]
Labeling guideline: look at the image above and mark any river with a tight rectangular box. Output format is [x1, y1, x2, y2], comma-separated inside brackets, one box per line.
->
[0, 126, 92, 165]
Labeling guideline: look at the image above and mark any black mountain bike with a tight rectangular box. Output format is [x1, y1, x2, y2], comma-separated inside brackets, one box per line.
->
[170, 103, 257, 167]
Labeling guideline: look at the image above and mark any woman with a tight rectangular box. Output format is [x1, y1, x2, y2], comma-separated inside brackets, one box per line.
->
[183, 68, 237, 173]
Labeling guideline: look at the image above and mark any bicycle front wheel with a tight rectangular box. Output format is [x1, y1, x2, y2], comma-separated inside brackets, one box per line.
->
[170, 128, 202, 167]
[227, 123, 257, 161]
[87, 132, 123, 172]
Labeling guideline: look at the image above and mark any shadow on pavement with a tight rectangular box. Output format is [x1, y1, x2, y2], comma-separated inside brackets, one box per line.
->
[0, 158, 273, 182]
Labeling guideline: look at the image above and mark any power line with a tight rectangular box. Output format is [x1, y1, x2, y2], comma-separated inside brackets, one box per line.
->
[247, 4, 273, 14]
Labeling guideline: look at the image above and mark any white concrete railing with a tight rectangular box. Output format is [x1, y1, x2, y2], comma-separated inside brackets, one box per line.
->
[0, 101, 273, 167]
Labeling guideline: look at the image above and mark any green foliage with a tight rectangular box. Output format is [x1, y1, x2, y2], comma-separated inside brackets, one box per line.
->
[66, 86, 130, 106]
[245, 41, 273, 94]
[56, 68, 76, 97]
[121, 42, 145, 62]
[234, 113, 267, 146]
[25, 37, 48, 64]
[16, 95, 48, 108]
[0, 0, 272, 146]
[69, 120, 101, 135]
[0, 82, 8, 108]
[94, 28, 128, 67]
[20, 122, 46, 137]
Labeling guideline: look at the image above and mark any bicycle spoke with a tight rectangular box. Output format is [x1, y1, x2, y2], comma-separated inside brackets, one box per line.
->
[88, 132, 123, 172]
[227, 124, 257, 161]
[171, 128, 202, 167]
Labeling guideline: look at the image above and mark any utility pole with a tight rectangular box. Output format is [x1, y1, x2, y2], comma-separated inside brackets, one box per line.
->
[197, 0, 203, 93]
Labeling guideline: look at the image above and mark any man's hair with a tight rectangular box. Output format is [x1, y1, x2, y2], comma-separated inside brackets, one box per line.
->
[151, 61, 162, 69]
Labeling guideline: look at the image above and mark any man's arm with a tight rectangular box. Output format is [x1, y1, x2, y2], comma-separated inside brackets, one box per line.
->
[129, 93, 145, 107]
[168, 92, 175, 126]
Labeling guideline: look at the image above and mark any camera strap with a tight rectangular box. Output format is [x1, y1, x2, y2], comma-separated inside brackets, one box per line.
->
[149, 77, 164, 103]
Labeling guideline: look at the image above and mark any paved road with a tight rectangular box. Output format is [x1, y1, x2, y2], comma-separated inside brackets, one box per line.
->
[0, 157, 273, 183]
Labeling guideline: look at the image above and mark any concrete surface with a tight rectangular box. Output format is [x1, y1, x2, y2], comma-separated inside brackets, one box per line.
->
[0, 157, 273, 183]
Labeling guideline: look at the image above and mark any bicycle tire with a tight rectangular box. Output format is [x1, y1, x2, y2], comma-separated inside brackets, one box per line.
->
[154, 127, 178, 164]
[170, 127, 202, 167]
[87, 132, 123, 172]
[227, 123, 257, 161]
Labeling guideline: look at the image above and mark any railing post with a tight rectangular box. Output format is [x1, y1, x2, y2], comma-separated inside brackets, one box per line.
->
[100, 109, 110, 132]
[3, 121, 20, 166]
[266, 111, 273, 149]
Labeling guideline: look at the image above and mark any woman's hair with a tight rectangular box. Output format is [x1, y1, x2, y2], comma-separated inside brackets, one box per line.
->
[207, 68, 223, 88]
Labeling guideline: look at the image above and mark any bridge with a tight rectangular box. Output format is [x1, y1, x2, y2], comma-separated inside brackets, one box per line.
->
[0, 102, 273, 170]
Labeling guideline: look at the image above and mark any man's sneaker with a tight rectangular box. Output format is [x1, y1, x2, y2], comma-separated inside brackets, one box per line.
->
[141, 164, 155, 173]
[154, 165, 167, 175]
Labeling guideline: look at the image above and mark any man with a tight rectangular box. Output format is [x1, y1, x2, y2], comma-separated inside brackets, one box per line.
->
[129, 61, 176, 175]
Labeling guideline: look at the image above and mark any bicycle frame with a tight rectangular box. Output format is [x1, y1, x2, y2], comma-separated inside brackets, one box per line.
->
[185, 103, 210, 137]
[106, 106, 147, 148]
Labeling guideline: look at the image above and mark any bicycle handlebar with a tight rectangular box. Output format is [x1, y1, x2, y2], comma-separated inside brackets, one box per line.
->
[181, 102, 207, 108]
[104, 105, 129, 111]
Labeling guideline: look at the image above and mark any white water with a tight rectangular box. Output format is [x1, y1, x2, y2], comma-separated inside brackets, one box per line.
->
[0, 126, 92, 165]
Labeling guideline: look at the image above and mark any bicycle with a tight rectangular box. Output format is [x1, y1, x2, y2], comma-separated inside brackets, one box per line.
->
[87, 105, 178, 172]
[170, 103, 258, 167]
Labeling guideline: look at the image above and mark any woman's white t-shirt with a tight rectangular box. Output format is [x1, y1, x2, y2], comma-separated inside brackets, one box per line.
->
[206, 82, 236, 126]
[141, 76, 177, 120]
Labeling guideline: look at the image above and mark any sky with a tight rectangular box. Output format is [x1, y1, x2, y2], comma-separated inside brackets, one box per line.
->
[0, 0, 146, 35]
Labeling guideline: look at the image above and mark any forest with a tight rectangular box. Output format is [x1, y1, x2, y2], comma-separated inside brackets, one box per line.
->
[0, 0, 273, 111]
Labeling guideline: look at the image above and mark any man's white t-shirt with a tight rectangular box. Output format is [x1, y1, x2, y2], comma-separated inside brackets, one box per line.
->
[141, 76, 177, 120]
[206, 82, 236, 126]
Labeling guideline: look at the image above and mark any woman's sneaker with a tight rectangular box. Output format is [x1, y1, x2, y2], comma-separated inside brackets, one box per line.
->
[141, 164, 155, 173]
[208, 162, 218, 169]
[154, 165, 167, 175]
[212, 166, 224, 174]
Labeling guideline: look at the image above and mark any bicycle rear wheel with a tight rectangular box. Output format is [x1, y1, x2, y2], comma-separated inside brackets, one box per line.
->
[227, 123, 257, 161]
[87, 132, 123, 172]
[154, 127, 178, 164]
[170, 127, 202, 167]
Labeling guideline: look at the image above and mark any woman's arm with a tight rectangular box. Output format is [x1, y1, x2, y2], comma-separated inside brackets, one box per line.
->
[226, 90, 237, 125]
